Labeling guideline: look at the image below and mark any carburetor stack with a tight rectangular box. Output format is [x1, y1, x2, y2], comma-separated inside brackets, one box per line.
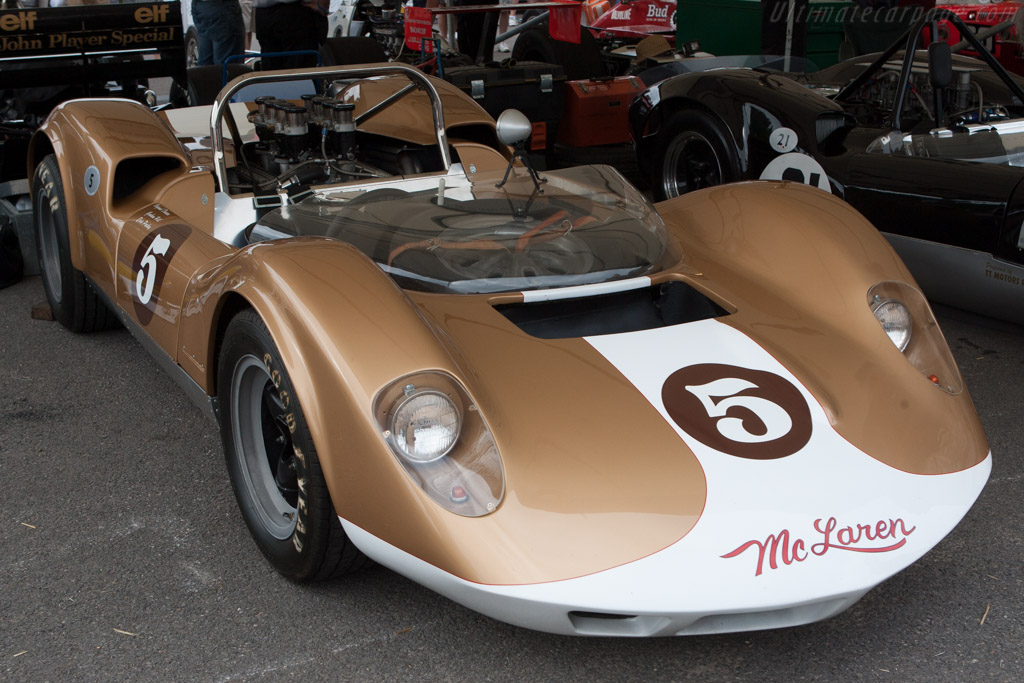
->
[248, 94, 357, 174]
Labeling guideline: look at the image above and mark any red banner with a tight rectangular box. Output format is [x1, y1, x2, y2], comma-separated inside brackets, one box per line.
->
[549, 2, 582, 43]
[404, 6, 433, 52]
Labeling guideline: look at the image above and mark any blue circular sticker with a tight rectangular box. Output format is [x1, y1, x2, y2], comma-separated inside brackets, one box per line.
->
[84, 166, 100, 197]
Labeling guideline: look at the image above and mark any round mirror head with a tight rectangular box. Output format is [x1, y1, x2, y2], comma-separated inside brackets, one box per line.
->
[496, 109, 532, 146]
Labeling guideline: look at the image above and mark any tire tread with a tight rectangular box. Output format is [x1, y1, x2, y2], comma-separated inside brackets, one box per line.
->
[34, 155, 118, 333]
[219, 309, 370, 583]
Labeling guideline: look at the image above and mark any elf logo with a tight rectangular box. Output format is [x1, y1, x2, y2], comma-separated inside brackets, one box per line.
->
[647, 4, 669, 19]
[0, 11, 37, 31]
[134, 5, 170, 24]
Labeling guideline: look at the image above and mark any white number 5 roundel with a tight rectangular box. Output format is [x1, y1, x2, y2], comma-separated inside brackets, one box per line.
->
[760, 153, 832, 194]
[661, 363, 812, 460]
[685, 377, 793, 444]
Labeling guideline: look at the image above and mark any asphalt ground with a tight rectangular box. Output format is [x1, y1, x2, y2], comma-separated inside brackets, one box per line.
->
[1, 273, 1022, 682]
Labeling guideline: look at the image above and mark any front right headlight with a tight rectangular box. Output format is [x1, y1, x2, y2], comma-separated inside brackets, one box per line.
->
[867, 281, 962, 394]
[374, 371, 504, 517]
[390, 389, 461, 463]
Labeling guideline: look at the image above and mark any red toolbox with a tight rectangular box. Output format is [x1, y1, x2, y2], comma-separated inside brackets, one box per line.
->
[558, 76, 645, 148]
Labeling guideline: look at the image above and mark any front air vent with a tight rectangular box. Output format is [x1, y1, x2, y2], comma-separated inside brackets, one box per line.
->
[568, 611, 671, 637]
[495, 280, 728, 339]
[815, 112, 855, 146]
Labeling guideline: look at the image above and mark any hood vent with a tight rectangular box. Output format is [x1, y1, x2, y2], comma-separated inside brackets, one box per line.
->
[495, 280, 728, 339]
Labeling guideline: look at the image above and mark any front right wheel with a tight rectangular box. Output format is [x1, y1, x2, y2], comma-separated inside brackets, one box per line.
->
[218, 309, 367, 582]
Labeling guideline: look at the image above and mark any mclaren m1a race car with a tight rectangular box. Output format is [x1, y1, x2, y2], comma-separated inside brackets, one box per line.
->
[631, 9, 1024, 326]
[30, 63, 989, 637]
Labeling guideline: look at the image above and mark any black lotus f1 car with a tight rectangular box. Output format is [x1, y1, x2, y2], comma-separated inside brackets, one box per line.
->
[631, 9, 1024, 325]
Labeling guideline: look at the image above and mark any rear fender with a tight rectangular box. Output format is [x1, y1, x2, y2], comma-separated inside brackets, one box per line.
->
[29, 99, 190, 284]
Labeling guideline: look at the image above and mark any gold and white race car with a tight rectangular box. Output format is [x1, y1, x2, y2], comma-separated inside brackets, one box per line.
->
[29, 63, 990, 636]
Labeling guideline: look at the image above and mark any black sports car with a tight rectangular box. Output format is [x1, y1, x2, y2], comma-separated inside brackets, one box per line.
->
[630, 9, 1024, 325]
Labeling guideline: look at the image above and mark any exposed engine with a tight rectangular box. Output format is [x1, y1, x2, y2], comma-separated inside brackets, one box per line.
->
[228, 86, 443, 199]
[358, 0, 406, 58]
[848, 61, 1010, 129]
[248, 95, 359, 174]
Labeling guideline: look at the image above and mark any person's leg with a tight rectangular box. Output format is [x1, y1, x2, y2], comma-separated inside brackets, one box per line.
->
[192, 2, 215, 66]
[257, 4, 321, 70]
[209, 1, 246, 66]
[239, 0, 254, 51]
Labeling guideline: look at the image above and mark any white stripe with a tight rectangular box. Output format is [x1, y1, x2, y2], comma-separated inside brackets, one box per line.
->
[521, 276, 652, 303]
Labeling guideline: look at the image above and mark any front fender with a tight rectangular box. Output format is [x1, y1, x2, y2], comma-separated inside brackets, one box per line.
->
[634, 70, 844, 181]
[179, 237, 463, 536]
[658, 181, 988, 476]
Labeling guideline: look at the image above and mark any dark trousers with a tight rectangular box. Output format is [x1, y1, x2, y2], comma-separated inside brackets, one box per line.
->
[254, 3, 328, 70]
[193, 0, 246, 66]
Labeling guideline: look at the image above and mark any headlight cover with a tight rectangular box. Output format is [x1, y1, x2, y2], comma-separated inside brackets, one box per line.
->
[867, 282, 962, 394]
[374, 372, 504, 516]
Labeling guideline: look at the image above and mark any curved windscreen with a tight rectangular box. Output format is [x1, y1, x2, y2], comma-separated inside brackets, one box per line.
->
[249, 165, 678, 294]
[867, 123, 1024, 166]
[638, 54, 820, 86]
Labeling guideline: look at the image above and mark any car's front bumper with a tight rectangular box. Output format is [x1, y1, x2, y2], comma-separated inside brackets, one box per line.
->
[341, 320, 991, 636]
[341, 447, 990, 636]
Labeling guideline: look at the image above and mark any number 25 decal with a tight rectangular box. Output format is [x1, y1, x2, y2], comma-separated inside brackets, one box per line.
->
[661, 363, 812, 460]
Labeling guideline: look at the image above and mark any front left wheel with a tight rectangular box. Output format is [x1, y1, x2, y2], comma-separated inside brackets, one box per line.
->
[218, 309, 368, 582]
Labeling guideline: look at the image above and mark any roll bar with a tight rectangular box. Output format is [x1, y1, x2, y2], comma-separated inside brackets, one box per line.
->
[209, 63, 452, 191]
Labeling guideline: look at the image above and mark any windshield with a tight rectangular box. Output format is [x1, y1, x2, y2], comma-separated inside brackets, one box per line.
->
[867, 122, 1024, 165]
[249, 164, 677, 294]
[638, 55, 820, 85]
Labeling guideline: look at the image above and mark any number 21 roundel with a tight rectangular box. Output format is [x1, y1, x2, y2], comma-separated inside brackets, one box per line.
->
[661, 363, 812, 460]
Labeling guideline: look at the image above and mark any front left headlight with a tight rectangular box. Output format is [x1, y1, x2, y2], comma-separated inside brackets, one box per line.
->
[374, 372, 504, 517]
[867, 281, 962, 394]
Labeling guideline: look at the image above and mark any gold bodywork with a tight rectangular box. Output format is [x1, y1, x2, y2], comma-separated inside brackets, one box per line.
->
[30, 71, 989, 586]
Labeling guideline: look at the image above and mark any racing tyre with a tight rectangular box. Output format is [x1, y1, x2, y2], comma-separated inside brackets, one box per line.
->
[33, 155, 117, 332]
[218, 309, 368, 582]
[652, 109, 739, 201]
[511, 26, 603, 80]
[184, 64, 253, 106]
[185, 27, 200, 69]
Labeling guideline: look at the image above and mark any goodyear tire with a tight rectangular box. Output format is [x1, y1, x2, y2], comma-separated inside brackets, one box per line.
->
[653, 109, 739, 201]
[33, 155, 117, 332]
[218, 309, 368, 582]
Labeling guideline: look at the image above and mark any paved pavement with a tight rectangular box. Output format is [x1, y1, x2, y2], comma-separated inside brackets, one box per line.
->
[1, 274, 1022, 682]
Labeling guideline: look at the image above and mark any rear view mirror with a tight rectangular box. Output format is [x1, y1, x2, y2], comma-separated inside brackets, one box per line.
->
[496, 109, 532, 147]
